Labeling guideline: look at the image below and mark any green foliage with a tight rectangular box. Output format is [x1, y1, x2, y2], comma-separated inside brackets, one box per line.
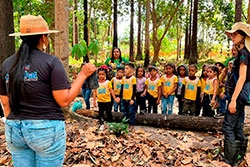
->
[72, 40, 99, 60]
[107, 117, 129, 137]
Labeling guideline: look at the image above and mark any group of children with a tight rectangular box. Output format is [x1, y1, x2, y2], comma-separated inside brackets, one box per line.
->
[92, 61, 231, 130]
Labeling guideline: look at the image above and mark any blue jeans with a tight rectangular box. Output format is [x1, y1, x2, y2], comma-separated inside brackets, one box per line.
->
[123, 100, 136, 125]
[219, 94, 229, 114]
[5, 120, 66, 167]
[82, 88, 92, 109]
[113, 95, 124, 112]
[162, 95, 175, 114]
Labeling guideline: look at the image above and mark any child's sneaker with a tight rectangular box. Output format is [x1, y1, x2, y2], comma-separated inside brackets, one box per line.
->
[99, 124, 104, 131]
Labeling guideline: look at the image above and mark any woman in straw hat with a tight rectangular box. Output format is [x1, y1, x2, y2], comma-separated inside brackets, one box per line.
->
[0, 15, 96, 166]
[222, 22, 250, 166]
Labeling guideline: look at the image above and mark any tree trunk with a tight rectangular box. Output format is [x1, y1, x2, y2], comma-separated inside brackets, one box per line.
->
[144, 0, 150, 67]
[45, 0, 55, 54]
[129, 0, 134, 62]
[177, 22, 180, 60]
[113, 0, 118, 48]
[94, 8, 97, 39]
[247, 0, 250, 24]
[84, 0, 89, 62]
[76, 109, 224, 131]
[0, 0, 15, 65]
[188, 0, 193, 60]
[88, 4, 92, 49]
[55, 0, 69, 75]
[235, 0, 242, 22]
[136, 0, 142, 61]
[73, 0, 79, 46]
[189, 0, 198, 65]
[184, 0, 190, 60]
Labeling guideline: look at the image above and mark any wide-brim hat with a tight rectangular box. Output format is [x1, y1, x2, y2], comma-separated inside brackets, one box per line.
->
[226, 22, 250, 51]
[9, 15, 59, 37]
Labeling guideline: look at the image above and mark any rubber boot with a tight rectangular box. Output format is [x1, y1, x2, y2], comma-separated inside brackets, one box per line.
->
[224, 140, 240, 166]
[238, 137, 248, 162]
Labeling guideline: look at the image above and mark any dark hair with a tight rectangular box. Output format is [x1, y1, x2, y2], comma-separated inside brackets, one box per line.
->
[207, 65, 219, 79]
[177, 64, 188, 77]
[200, 64, 207, 79]
[189, 64, 198, 70]
[8, 35, 43, 114]
[165, 63, 177, 75]
[237, 30, 247, 37]
[136, 66, 145, 78]
[125, 63, 135, 69]
[111, 47, 122, 63]
[215, 62, 225, 69]
[97, 67, 108, 76]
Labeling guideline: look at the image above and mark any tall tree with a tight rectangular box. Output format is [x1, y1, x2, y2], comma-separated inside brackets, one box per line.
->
[0, 0, 15, 65]
[55, 0, 69, 74]
[113, 0, 118, 48]
[247, 0, 250, 24]
[151, 0, 184, 63]
[184, 0, 190, 60]
[129, 0, 134, 61]
[144, 0, 150, 67]
[73, 0, 79, 46]
[136, 0, 142, 60]
[84, 0, 89, 62]
[188, 0, 193, 60]
[189, 0, 198, 64]
[235, 0, 242, 22]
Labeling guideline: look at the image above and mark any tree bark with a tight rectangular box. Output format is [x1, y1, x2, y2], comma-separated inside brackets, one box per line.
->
[144, 0, 150, 67]
[189, 0, 198, 65]
[76, 109, 224, 131]
[129, 0, 134, 62]
[84, 0, 89, 62]
[45, 0, 55, 54]
[73, 0, 79, 46]
[247, 0, 250, 24]
[136, 0, 142, 61]
[113, 0, 118, 48]
[55, 0, 69, 75]
[235, 0, 242, 22]
[184, 0, 190, 60]
[188, 0, 193, 60]
[0, 0, 15, 65]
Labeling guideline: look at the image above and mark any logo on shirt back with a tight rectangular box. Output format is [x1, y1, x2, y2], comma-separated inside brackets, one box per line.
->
[24, 65, 38, 81]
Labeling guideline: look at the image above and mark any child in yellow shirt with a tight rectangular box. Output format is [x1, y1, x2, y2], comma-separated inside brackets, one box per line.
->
[120, 63, 136, 125]
[110, 66, 124, 112]
[142, 66, 161, 114]
[181, 65, 201, 115]
[161, 63, 178, 115]
[93, 66, 119, 131]
[201, 65, 219, 117]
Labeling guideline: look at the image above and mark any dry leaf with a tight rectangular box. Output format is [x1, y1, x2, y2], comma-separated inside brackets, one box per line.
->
[142, 145, 151, 157]
[181, 157, 192, 165]
[135, 129, 144, 134]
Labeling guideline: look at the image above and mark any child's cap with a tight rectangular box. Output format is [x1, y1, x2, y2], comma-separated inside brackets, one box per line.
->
[117, 65, 125, 72]
[99, 65, 108, 70]
[148, 66, 158, 71]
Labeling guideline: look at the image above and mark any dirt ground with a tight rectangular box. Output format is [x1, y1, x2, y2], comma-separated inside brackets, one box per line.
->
[0, 97, 250, 166]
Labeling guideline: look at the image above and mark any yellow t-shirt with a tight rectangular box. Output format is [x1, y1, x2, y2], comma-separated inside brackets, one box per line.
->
[182, 77, 201, 101]
[97, 80, 112, 102]
[121, 76, 136, 100]
[161, 74, 178, 95]
[217, 74, 226, 95]
[203, 77, 218, 95]
[111, 77, 123, 95]
[145, 78, 162, 98]
[200, 78, 207, 92]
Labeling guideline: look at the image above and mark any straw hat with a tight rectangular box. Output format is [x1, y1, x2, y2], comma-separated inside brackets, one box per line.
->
[9, 15, 59, 37]
[226, 22, 250, 51]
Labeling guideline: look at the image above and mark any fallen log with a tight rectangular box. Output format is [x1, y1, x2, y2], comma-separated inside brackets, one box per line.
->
[76, 109, 224, 131]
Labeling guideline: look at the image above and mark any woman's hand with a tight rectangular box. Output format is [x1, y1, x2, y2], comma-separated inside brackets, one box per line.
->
[80, 63, 96, 79]
[228, 100, 237, 113]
